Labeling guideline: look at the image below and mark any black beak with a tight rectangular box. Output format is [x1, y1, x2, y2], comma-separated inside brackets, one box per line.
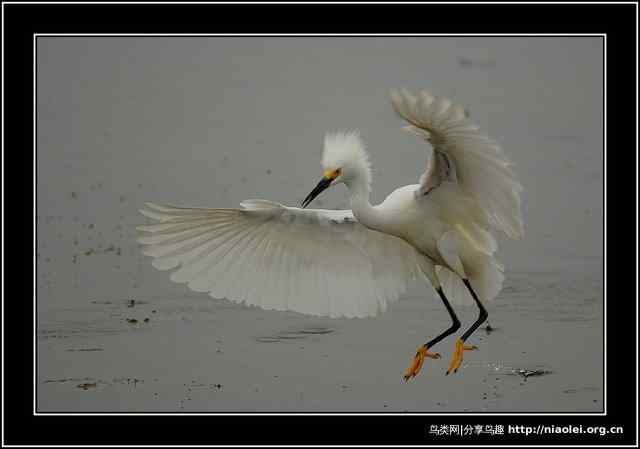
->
[301, 177, 332, 209]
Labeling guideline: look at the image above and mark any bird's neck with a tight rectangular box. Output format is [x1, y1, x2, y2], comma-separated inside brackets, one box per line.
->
[347, 179, 384, 231]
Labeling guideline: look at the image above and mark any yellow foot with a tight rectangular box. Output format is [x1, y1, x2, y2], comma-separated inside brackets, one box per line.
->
[446, 338, 478, 375]
[403, 345, 441, 381]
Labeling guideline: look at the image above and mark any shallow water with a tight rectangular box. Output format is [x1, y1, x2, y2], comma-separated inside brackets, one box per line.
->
[37, 271, 603, 413]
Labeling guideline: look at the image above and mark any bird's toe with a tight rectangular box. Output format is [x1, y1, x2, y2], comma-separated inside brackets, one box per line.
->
[446, 339, 478, 375]
[403, 345, 440, 381]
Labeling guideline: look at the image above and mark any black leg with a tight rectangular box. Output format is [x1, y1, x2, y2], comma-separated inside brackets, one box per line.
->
[460, 279, 488, 342]
[404, 286, 462, 381]
[425, 287, 461, 348]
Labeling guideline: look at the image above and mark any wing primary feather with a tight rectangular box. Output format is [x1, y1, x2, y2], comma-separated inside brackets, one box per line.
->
[211, 219, 274, 301]
[181, 218, 267, 294]
[186, 220, 263, 292]
[142, 220, 248, 260]
[139, 202, 426, 318]
[240, 221, 282, 309]
[203, 218, 278, 296]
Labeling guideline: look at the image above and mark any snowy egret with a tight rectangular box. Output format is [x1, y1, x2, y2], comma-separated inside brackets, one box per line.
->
[138, 89, 523, 380]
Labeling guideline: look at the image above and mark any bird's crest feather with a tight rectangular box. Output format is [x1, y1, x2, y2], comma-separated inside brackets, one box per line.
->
[321, 131, 372, 191]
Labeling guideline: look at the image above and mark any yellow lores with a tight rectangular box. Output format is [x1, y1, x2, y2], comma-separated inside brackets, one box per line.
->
[323, 168, 341, 181]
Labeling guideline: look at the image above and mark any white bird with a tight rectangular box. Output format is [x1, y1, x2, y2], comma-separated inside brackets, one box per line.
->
[137, 89, 523, 380]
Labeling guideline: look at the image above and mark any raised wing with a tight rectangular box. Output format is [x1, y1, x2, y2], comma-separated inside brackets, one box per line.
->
[390, 89, 524, 239]
[137, 200, 427, 318]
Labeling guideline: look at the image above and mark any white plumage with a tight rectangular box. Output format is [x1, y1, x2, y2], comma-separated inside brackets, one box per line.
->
[391, 88, 523, 239]
[138, 89, 523, 319]
[139, 200, 425, 318]
[322, 131, 372, 192]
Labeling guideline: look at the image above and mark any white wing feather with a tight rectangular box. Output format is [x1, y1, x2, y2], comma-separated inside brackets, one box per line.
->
[138, 200, 427, 318]
[390, 88, 524, 239]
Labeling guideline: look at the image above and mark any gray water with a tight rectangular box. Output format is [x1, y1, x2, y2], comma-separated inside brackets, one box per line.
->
[37, 36, 603, 412]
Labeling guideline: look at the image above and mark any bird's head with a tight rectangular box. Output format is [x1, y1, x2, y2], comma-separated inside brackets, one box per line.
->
[301, 131, 372, 208]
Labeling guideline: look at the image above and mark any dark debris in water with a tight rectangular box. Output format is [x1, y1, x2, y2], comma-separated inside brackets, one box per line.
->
[254, 326, 335, 343]
[45, 377, 94, 384]
[184, 380, 222, 391]
[510, 369, 553, 379]
[276, 332, 307, 340]
[298, 327, 334, 335]
[488, 362, 554, 381]
[255, 336, 282, 343]
[113, 377, 143, 386]
[90, 298, 148, 308]
[66, 348, 104, 352]
[44, 378, 110, 390]
[126, 317, 151, 324]
[79, 245, 123, 258]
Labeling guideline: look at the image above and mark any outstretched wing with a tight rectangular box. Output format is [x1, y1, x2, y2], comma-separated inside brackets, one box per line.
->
[137, 200, 427, 318]
[390, 89, 524, 239]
